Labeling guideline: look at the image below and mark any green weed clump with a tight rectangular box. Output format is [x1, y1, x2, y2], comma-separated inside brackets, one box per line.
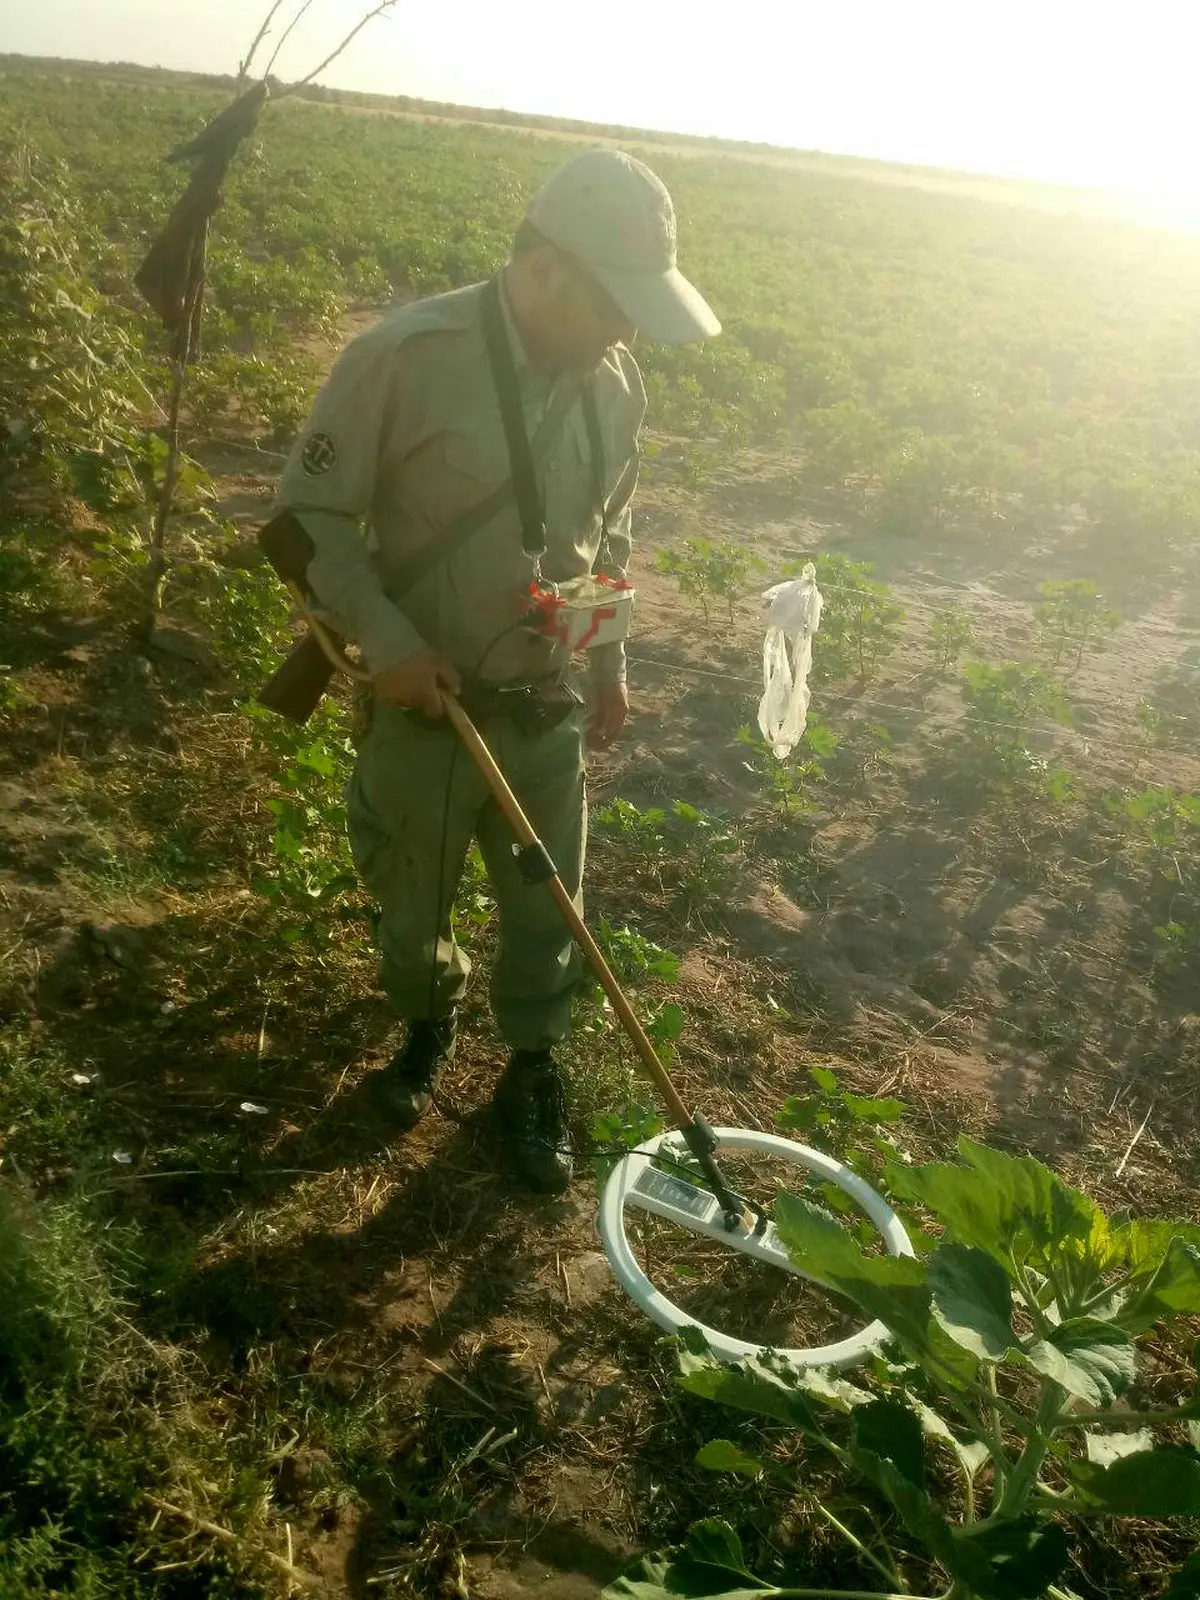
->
[593, 797, 740, 920]
[658, 538, 761, 626]
[1112, 786, 1200, 979]
[802, 555, 905, 684]
[1034, 579, 1121, 670]
[958, 660, 1075, 795]
[929, 605, 976, 670]
[737, 720, 841, 821]
[0, 138, 148, 504]
[0, 1185, 237, 1596]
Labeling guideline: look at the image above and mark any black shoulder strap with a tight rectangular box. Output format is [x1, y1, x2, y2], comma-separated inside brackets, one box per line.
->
[388, 278, 610, 599]
[481, 273, 545, 558]
[581, 381, 611, 563]
[386, 475, 516, 599]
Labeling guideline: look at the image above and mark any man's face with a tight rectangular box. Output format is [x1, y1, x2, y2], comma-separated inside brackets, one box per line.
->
[539, 249, 638, 373]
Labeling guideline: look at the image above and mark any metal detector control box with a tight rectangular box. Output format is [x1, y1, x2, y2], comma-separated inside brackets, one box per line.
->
[528, 574, 635, 652]
[628, 1166, 796, 1273]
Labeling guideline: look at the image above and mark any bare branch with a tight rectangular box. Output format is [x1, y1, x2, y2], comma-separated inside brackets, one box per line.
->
[288, 1, 400, 91]
[264, 0, 319, 79]
[238, 0, 288, 79]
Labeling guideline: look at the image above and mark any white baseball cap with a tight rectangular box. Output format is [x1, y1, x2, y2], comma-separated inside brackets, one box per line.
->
[526, 148, 721, 345]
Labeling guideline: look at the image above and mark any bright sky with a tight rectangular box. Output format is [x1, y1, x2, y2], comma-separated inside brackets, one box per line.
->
[4, 0, 1200, 226]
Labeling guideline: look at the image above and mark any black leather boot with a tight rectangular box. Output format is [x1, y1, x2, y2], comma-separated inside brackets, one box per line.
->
[373, 1011, 457, 1129]
[492, 1050, 573, 1194]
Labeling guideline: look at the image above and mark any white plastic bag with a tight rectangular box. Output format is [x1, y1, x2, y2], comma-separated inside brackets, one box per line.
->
[757, 564, 823, 759]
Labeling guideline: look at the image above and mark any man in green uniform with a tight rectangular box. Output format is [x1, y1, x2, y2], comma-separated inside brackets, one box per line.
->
[273, 149, 719, 1193]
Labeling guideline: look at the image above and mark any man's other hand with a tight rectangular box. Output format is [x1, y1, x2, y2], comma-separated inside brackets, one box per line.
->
[373, 648, 461, 718]
[587, 680, 629, 750]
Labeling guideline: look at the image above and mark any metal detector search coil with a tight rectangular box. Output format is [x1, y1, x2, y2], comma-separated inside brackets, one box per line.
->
[528, 573, 635, 653]
[599, 1127, 915, 1368]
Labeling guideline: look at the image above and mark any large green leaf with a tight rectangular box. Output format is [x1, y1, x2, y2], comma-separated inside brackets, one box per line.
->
[852, 1398, 926, 1488]
[772, 1192, 933, 1352]
[1114, 1217, 1200, 1278]
[788, 1364, 875, 1412]
[943, 1518, 1071, 1600]
[604, 1554, 677, 1600]
[888, 1138, 1100, 1275]
[1070, 1447, 1200, 1516]
[678, 1340, 871, 1425]
[957, 1138, 1106, 1251]
[847, 1400, 954, 1555]
[1165, 1551, 1200, 1598]
[841, 1092, 907, 1123]
[911, 1398, 993, 1475]
[773, 1096, 822, 1135]
[1022, 1317, 1136, 1406]
[927, 1242, 1015, 1360]
[924, 1310, 988, 1386]
[604, 1521, 777, 1600]
[695, 1440, 765, 1479]
[684, 1522, 757, 1573]
[672, 1520, 776, 1599]
[604, 1559, 774, 1600]
[1120, 1240, 1200, 1332]
[677, 1329, 823, 1433]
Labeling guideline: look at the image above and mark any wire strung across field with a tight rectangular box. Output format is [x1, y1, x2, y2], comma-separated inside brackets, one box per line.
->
[624, 652, 1183, 762]
[202, 428, 1174, 763]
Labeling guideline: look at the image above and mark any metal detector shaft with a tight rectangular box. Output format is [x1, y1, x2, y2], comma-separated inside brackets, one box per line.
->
[441, 694, 692, 1128]
[442, 695, 761, 1232]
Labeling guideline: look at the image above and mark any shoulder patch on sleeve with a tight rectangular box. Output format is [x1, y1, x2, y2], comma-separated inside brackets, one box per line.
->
[300, 432, 338, 476]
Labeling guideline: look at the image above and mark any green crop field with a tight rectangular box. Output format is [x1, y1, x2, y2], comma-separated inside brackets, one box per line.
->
[2, 55, 1199, 1600]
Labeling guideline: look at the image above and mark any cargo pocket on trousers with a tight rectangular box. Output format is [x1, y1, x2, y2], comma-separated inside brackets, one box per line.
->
[346, 766, 408, 897]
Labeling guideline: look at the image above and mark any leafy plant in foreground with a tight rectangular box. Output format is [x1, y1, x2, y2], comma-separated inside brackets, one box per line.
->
[1033, 580, 1121, 671]
[594, 798, 740, 917]
[658, 538, 760, 626]
[929, 605, 976, 671]
[737, 721, 841, 818]
[958, 661, 1074, 792]
[801, 555, 905, 685]
[609, 1137, 1200, 1600]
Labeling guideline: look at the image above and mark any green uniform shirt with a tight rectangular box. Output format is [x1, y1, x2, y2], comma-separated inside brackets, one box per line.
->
[274, 278, 646, 685]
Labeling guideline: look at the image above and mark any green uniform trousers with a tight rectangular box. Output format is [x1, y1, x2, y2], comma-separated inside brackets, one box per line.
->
[346, 699, 586, 1051]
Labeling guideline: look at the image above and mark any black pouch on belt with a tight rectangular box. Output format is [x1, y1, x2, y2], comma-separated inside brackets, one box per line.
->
[405, 679, 582, 736]
[502, 680, 583, 737]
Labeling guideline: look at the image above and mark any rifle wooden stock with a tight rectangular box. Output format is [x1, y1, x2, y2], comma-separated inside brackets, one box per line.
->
[259, 509, 317, 587]
[257, 632, 337, 724]
[255, 510, 347, 723]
